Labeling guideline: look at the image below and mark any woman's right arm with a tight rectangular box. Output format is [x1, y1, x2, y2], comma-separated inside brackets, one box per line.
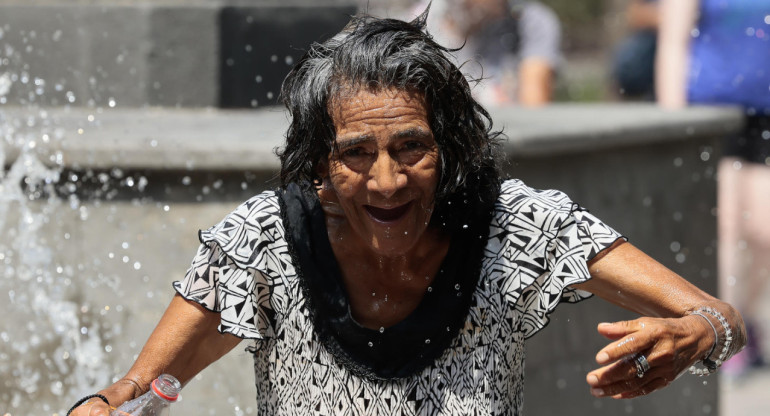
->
[655, 0, 699, 109]
[71, 294, 243, 416]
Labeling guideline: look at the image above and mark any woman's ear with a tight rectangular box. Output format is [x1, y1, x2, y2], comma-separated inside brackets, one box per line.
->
[314, 160, 329, 188]
[316, 159, 329, 178]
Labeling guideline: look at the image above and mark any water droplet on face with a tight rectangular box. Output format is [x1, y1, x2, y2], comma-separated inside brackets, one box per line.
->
[379, 327, 384, 333]
[427, 286, 432, 292]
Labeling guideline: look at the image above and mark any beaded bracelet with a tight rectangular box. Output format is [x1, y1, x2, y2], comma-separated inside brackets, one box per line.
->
[688, 306, 733, 376]
[66, 394, 110, 416]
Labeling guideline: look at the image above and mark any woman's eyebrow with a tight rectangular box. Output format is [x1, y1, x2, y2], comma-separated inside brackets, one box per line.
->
[336, 135, 375, 148]
[335, 127, 432, 148]
[391, 127, 432, 140]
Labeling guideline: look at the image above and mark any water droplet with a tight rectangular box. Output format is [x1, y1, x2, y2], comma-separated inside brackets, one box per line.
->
[462, 224, 468, 229]
[285, 55, 294, 65]
[454, 284, 460, 290]
[368, 341, 373, 347]
[379, 327, 385, 333]
[108, 98, 116, 108]
[270, 55, 278, 63]
[427, 286, 433, 292]
[424, 339, 431, 344]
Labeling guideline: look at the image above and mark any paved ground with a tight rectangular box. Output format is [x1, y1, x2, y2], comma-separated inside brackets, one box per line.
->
[721, 366, 770, 414]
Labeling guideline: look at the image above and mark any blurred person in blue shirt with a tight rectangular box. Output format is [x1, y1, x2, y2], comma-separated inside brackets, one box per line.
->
[657, 0, 770, 375]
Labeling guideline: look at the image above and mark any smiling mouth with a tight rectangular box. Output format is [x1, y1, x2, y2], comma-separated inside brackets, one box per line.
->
[364, 202, 412, 223]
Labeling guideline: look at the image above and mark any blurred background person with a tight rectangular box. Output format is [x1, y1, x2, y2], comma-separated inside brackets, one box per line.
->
[656, 0, 770, 376]
[610, 0, 658, 100]
[410, 0, 562, 107]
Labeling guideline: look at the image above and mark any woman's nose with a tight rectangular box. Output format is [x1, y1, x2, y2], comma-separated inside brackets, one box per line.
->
[368, 153, 406, 198]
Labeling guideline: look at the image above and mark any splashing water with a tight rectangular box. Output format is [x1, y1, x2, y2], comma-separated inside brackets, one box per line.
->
[1, 47, 116, 414]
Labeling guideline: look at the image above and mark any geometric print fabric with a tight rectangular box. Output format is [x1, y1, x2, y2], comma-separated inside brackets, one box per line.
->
[174, 179, 624, 415]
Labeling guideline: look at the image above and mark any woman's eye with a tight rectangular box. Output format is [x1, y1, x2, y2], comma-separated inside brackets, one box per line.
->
[341, 147, 368, 158]
[402, 141, 425, 151]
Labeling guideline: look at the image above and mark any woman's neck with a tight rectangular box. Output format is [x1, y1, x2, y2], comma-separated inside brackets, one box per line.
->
[326, 217, 451, 329]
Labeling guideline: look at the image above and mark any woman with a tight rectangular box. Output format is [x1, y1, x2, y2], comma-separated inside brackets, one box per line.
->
[70, 11, 745, 416]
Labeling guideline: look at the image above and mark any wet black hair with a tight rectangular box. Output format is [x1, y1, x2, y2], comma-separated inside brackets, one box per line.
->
[276, 8, 502, 226]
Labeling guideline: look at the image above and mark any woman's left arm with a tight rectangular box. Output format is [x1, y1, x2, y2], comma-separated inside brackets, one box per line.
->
[573, 240, 746, 399]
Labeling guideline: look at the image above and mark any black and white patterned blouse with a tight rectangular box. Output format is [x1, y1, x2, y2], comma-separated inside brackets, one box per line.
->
[174, 179, 623, 415]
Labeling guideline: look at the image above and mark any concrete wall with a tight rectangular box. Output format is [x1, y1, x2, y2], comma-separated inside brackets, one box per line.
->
[0, 1, 356, 108]
[0, 103, 743, 414]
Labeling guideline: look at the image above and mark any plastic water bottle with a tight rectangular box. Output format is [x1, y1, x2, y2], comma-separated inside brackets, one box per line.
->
[110, 374, 181, 416]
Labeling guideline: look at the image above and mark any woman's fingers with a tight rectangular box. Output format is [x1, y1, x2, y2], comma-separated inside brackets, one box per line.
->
[588, 315, 708, 399]
[590, 365, 673, 399]
[70, 401, 111, 416]
[594, 320, 655, 365]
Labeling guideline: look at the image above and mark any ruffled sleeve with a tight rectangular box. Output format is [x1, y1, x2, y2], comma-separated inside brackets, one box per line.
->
[173, 190, 293, 340]
[485, 180, 625, 338]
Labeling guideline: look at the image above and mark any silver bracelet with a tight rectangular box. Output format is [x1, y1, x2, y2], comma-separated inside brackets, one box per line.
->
[687, 307, 732, 376]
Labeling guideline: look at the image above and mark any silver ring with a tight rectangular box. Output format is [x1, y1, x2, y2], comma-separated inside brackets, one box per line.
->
[633, 354, 651, 378]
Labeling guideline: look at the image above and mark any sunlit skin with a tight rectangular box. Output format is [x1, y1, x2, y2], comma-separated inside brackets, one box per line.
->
[317, 87, 450, 329]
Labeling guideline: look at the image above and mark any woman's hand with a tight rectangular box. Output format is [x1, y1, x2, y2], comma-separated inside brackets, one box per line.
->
[586, 315, 713, 399]
[68, 379, 140, 415]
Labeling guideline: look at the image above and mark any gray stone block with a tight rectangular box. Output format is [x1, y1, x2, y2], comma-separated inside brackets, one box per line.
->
[0, 4, 220, 107]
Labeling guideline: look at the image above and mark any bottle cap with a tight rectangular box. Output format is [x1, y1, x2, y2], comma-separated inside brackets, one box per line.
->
[151, 377, 180, 402]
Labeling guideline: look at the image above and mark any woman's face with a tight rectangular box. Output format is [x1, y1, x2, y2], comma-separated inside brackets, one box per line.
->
[321, 87, 440, 257]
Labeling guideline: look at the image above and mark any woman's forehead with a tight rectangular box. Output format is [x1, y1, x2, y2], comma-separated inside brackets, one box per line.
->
[329, 87, 429, 128]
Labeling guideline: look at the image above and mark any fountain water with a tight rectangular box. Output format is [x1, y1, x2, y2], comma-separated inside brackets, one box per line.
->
[0, 41, 121, 413]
